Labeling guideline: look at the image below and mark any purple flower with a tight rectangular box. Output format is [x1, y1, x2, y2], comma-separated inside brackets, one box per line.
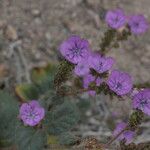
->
[83, 74, 95, 88]
[90, 53, 115, 73]
[96, 77, 103, 86]
[132, 89, 150, 116]
[105, 9, 126, 29]
[19, 100, 45, 126]
[107, 70, 133, 96]
[130, 88, 139, 98]
[83, 74, 102, 96]
[74, 60, 90, 76]
[128, 15, 149, 35]
[59, 36, 90, 64]
[113, 122, 135, 145]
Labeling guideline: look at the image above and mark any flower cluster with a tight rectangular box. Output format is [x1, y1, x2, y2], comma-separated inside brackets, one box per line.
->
[54, 8, 150, 146]
[19, 100, 45, 126]
[112, 89, 150, 144]
[105, 9, 149, 144]
[58, 9, 149, 142]
[105, 9, 149, 34]
[59, 36, 117, 95]
[59, 35, 133, 97]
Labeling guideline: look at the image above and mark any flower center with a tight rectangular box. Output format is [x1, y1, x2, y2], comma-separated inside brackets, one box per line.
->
[140, 99, 148, 108]
[134, 22, 139, 28]
[99, 62, 103, 70]
[116, 82, 122, 89]
[114, 17, 119, 23]
[28, 111, 36, 119]
[68, 45, 83, 59]
[79, 64, 85, 70]
[73, 48, 81, 56]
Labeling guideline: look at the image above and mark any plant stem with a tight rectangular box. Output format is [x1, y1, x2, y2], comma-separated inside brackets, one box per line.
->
[64, 88, 90, 96]
[54, 60, 74, 89]
[100, 29, 116, 54]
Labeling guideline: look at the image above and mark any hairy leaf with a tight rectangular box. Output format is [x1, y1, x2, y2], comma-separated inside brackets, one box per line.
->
[31, 63, 57, 84]
[15, 125, 46, 150]
[15, 63, 57, 102]
[47, 135, 59, 145]
[58, 132, 78, 145]
[15, 84, 39, 101]
[44, 101, 79, 135]
[76, 97, 91, 122]
[0, 91, 19, 147]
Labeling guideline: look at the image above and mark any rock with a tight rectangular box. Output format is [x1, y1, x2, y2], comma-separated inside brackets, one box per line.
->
[5, 25, 18, 41]
[85, 0, 101, 7]
[0, 64, 9, 78]
[84, 137, 103, 150]
[63, 20, 80, 32]
[45, 32, 51, 41]
[0, 20, 6, 29]
[31, 9, 41, 17]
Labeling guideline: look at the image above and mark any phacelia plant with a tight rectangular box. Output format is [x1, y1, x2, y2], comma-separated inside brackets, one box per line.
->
[0, 8, 150, 150]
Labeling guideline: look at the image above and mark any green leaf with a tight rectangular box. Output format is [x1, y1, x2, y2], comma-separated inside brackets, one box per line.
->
[31, 64, 57, 95]
[15, 63, 57, 102]
[76, 98, 91, 122]
[15, 84, 39, 101]
[44, 101, 79, 135]
[58, 132, 77, 145]
[47, 92, 65, 108]
[15, 125, 46, 150]
[47, 135, 59, 145]
[0, 91, 19, 147]
[31, 63, 57, 85]
[35, 77, 54, 94]
[77, 98, 91, 113]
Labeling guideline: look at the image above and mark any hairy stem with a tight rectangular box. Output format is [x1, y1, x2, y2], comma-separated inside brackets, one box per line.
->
[100, 29, 116, 54]
[59, 88, 91, 96]
[54, 60, 74, 89]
